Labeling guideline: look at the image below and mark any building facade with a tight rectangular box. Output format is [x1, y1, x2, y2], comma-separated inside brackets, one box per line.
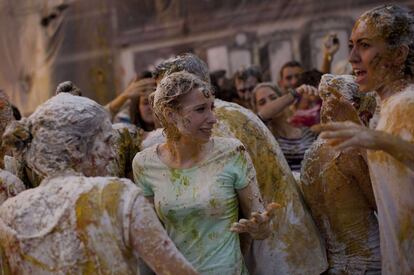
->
[53, 0, 414, 104]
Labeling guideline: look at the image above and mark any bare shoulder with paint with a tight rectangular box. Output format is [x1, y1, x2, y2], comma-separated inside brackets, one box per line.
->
[212, 136, 247, 152]
[378, 84, 414, 140]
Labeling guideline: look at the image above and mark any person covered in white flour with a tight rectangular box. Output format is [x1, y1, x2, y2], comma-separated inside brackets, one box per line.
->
[133, 71, 278, 274]
[0, 93, 198, 274]
[315, 5, 414, 275]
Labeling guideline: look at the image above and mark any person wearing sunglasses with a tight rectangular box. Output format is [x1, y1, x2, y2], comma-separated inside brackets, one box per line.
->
[233, 66, 262, 110]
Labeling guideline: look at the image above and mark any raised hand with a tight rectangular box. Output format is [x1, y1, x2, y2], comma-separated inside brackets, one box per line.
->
[124, 78, 156, 99]
[323, 32, 340, 57]
[296, 84, 319, 97]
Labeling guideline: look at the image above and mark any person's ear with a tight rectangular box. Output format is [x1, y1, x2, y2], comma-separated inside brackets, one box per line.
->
[393, 44, 409, 67]
[165, 108, 178, 125]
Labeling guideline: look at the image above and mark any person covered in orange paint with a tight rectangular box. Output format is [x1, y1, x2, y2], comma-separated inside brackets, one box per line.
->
[315, 5, 414, 274]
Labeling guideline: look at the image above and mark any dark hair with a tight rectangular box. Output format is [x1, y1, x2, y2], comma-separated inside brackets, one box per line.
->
[297, 69, 324, 87]
[129, 96, 153, 131]
[209, 70, 237, 101]
[360, 5, 414, 77]
[11, 105, 21, 120]
[279, 61, 303, 79]
[234, 66, 262, 82]
[128, 72, 155, 131]
[136, 70, 153, 80]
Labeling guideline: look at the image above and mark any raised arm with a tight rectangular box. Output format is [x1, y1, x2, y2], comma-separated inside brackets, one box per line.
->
[129, 194, 198, 275]
[258, 85, 318, 121]
[106, 78, 156, 119]
[320, 33, 340, 74]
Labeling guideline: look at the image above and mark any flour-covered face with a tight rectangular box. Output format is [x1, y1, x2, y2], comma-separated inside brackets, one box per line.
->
[349, 18, 395, 93]
[172, 88, 216, 143]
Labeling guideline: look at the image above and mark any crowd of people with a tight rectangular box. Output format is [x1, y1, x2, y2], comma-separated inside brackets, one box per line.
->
[0, 4, 413, 275]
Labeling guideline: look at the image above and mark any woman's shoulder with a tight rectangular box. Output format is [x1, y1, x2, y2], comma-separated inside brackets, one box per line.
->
[211, 137, 247, 158]
[132, 144, 159, 167]
[212, 136, 245, 148]
[381, 84, 414, 120]
[385, 84, 414, 106]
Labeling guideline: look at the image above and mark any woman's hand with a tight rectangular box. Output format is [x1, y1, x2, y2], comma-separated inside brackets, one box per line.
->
[313, 121, 414, 172]
[312, 121, 385, 151]
[123, 78, 156, 99]
[296, 84, 319, 97]
[107, 78, 156, 117]
[323, 32, 340, 57]
[230, 202, 279, 240]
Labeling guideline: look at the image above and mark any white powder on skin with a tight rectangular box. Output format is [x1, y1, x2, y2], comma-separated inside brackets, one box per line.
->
[0, 169, 25, 205]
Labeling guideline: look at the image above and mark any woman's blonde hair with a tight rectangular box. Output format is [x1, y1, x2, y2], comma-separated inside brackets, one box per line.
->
[359, 5, 414, 77]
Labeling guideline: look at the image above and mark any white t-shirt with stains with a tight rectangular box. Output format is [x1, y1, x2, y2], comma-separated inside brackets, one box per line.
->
[133, 137, 254, 275]
[367, 84, 414, 275]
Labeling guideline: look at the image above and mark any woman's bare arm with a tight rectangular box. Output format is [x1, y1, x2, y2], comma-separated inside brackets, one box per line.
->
[129, 195, 198, 275]
[258, 93, 295, 121]
[258, 84, 318, 121]
[314, 122, 414, 172]
[232, 180, 279, 240]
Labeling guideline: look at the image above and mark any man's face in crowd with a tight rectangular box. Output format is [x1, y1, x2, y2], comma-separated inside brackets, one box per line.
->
[235, 76, 258, 102]
[279, 66, 304, 92]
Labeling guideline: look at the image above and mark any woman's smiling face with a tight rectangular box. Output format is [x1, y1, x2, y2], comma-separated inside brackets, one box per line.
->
[172, 88, 217, 143]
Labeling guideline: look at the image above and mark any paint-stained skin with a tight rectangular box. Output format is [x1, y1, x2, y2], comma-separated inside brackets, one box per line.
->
[349, 6, 414, 274]
[367, 85, 414, 274]
[0, 175, 140, 274]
